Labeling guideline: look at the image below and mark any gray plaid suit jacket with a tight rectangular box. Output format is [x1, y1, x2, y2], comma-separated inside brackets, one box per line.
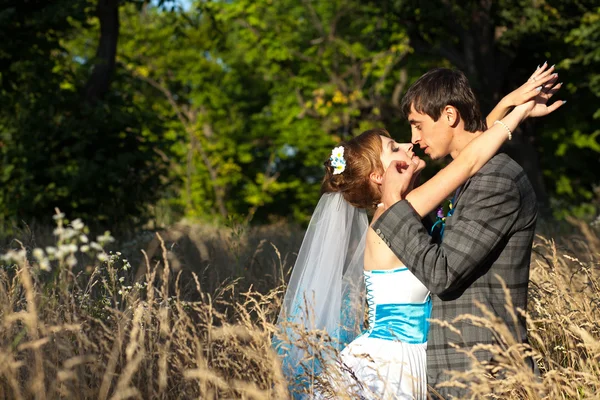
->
[372, 153, 537, 398]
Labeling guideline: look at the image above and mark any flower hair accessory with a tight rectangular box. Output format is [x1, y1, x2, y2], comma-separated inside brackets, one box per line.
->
[330, 146, 346, 175]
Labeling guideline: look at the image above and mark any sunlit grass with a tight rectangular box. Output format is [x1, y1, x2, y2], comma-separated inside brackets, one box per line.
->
[0, 213, 598, 399]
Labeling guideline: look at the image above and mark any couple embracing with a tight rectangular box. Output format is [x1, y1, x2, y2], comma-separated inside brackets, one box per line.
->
[276, 64, 564, 399]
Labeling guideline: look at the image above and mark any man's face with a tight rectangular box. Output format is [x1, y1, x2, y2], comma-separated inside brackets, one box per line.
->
[407, 105, 453, 160]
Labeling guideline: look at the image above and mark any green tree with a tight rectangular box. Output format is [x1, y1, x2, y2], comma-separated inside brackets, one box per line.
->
[208, 0, 416, 221]
[550, 6, 600, 217]
[0, 0, 174, 233]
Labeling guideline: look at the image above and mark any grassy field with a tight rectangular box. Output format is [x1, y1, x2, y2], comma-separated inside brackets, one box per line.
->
[0, 214, 598, 399]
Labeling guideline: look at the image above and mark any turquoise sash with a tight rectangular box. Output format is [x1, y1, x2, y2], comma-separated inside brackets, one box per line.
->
[367, 297, 431, 344]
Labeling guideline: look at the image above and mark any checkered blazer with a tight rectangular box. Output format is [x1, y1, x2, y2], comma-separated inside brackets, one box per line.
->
[372, 153, 537, 399]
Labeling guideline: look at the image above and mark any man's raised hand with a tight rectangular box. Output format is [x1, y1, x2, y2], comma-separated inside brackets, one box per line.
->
[381, 160, 418, 210]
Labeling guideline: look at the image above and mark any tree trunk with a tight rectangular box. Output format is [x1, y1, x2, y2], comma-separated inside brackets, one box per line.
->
[84, 0, 120, 103]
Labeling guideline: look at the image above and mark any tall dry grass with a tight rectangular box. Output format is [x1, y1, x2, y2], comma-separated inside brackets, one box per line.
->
[0, 213, 598, 399]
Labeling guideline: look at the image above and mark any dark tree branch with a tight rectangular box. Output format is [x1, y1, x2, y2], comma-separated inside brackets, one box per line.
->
[84, 0, 120, 103]
[392, 68, 408, 109]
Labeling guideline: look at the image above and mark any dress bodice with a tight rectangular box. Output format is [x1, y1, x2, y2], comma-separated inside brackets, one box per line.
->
[363, 267, 431, 344]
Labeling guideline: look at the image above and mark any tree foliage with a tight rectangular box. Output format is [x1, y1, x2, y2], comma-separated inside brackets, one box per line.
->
[0, 0, 174, 232]
[0, 0, 598, 230]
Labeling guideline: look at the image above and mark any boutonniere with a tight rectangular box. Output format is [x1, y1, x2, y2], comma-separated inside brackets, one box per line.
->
[431, 197, 455, 238]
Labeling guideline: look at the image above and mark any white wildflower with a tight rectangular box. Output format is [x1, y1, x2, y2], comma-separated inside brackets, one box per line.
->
[4, 249, 28, 262]
[79, 234, 89, 243]
[66, 255, 77, 268]
[53, 212, 65, 221]
[39, 259, 51, 272]
[97, 232, 115, 245]
[80, 245, 90, 253]
[32, 248, 45, 260]
[71, 218, 84, 230]
[62, 228, 77, 240]
[97, 253, 108, 262]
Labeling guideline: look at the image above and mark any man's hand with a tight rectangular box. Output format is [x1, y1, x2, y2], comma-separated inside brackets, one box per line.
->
[381, 160, 418, 210]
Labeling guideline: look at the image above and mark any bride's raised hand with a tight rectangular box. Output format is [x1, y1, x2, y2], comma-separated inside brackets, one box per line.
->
[527, 73, 565, 118]
[486, 63, 564, 125]
[511, 65, 566, 120]
[503, 63, 558, 108]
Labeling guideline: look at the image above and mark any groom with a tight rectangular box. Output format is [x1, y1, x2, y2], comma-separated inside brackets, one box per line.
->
[373, 68, 547, 398]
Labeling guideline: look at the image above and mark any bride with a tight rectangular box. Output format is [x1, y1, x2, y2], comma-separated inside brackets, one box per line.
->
[274, 65, 561, 399]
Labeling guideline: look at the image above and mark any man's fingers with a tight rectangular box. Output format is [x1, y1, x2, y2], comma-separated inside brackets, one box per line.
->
[395, 161, 410, 171]
[400, 160, 418, 177]
[388, 159, 411, 172]
[385, 160, 416, 180]
[386, 160, 402, 173]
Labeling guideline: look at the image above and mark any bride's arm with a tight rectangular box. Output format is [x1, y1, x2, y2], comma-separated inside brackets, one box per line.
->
[381, 66, 562, 218]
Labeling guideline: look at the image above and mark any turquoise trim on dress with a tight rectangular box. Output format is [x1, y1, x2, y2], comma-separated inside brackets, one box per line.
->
[365, 266, 408, 274]
[364, 273, 376, 331]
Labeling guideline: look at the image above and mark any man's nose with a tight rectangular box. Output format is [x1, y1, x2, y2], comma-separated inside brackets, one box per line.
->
[411, 131, 420, 145]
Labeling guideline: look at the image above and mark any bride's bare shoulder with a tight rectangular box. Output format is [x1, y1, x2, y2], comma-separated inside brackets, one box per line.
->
[369, 206, 385, 226]
[365, 220, 405, 271]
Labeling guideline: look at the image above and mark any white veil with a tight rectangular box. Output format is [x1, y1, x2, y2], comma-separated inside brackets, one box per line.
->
[274, 192, 368, 390]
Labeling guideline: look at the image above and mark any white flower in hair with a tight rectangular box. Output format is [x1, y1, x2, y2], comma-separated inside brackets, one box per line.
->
[332, 146, 344, 159]
[330, 146, 346, 175]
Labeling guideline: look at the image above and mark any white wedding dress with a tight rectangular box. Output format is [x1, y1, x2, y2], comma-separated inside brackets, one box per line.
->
[275, 194, 429, 400]
[336, 266, 430, 400]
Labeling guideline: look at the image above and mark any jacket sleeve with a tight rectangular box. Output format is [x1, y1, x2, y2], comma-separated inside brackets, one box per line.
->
[371, 174, 520, 296]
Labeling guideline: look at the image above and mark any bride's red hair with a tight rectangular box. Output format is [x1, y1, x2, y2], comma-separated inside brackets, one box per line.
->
[321, 128, 389, 209]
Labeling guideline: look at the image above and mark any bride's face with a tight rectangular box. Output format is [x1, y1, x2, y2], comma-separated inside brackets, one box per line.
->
[379, 136, 426, 173]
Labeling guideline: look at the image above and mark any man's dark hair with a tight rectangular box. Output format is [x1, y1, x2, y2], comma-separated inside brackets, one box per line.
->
[400, 68, 487, 132]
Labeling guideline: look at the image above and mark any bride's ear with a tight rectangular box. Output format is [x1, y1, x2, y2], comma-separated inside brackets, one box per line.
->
[369, 171, 383, 185]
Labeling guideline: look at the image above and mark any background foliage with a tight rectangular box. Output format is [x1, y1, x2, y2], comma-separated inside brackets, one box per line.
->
[1, 0, 599, 233]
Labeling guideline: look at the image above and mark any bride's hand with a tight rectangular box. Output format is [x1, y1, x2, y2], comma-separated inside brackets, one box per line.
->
[502, 62, 562, 113]
[512, 67, 565, 119]
[526, 75, 565, 118]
